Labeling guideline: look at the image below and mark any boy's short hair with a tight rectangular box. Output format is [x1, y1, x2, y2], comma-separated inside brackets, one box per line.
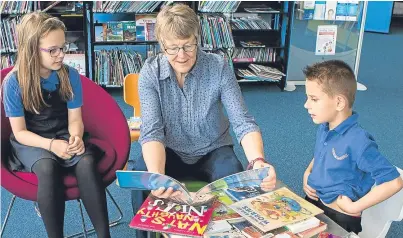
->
[303, 60, 357, 108]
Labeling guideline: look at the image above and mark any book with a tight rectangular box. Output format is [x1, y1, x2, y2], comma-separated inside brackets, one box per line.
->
[230, 187, 323, 232]
[116, 167, 270, 205]
[130, 194, 217, 237]
[123, 21, 136, 41]
[135, 14, 157, 41]
[107, 22, 123, 41]
[230, 219, 298, 238]
[285, 217, 320, 233]
[296, 221, 327, 238]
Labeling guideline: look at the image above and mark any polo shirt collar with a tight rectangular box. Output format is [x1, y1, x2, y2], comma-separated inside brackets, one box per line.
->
[325, 112, 359, 135]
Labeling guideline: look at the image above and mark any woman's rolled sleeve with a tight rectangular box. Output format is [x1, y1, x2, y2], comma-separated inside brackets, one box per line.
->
[138, 62, 166, 146]
[219, 61, 260, 143]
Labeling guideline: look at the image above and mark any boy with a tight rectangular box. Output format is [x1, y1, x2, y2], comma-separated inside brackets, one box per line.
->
[302, 60, 403, 233]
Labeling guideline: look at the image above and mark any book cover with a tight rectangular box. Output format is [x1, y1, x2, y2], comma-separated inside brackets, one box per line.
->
[107, 22, 123, 41]
[116, 167, 270, 205]
[230, 219, 298, 238]
[135, 14, 157, 41]
[230, 187, 323, 233]
[130, 195, 217, 237]
[123, 21, 136, 41]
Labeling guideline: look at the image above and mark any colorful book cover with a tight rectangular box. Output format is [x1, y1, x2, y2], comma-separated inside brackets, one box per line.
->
[230, 187, 323, 233]
[135, 14, 157, 41]
[116, 167, 270, 205]
[107, 22, 123, 41]
[130, 195, 217, 237]
[230, 219, 298, 238]
[123, 21, 136, 41]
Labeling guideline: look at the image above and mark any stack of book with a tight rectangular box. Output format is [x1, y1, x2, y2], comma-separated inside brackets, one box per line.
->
[198, 1, 241, 13]
[94, 49, 143, 86]
[231, 17, 272, 30]
[92, 1, 162, 13]
[237, 64, 285, 82]
[116, 168, 329, 238]
[198, 14, 235, 50]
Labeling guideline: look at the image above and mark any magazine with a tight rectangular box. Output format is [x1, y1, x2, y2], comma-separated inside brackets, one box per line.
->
[130, 194, 217, 237]
[230, 187, 323, 232]
[116, 167, 270, 205]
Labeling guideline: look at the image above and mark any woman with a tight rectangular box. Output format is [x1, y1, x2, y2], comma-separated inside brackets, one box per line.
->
[132, 3, 277, 231]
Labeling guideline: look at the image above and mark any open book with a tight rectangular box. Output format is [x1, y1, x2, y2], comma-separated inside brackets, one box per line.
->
[116, 167, 269, 205]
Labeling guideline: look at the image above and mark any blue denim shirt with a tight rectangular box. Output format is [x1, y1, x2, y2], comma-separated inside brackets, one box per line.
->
[308, 113, 400, 204]
[2, 66, 83, 117]
[138, 49, 260, 164]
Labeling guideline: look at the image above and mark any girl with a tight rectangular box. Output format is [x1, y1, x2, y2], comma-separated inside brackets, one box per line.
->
[2, 12, 110, 238]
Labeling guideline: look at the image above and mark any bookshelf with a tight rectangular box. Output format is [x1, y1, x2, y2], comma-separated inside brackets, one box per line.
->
[0, 1, 88, 74]
[85, 1, 168, 87]
[197, 1, 294, 90]
[85, 1, 294, 90]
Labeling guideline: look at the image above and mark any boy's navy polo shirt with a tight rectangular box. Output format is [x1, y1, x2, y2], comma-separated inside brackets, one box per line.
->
[308, 112, 400, 204]
[2, 65, 83, 117]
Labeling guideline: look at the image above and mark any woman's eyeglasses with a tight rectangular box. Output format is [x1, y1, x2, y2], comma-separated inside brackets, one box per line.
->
[39, 43, 70, 57]
[162, 42, 198, 55]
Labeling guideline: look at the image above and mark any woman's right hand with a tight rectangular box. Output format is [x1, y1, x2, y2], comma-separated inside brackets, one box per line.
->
[151, 187, 182, 200]
[50, 139, 73, 160]
[303, 171, 318, 201]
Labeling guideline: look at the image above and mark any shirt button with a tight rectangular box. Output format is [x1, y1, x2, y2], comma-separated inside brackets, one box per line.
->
[324, 142, 327, 146]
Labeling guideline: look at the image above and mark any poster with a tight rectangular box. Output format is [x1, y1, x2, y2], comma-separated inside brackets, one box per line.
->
[315, 25, 338, 55]
[346, 0, 359, 21]
[64, 54, 86, 75]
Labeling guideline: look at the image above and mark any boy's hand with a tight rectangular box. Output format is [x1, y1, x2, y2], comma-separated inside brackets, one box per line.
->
[303, 172, 318, 201]
[67, 135, 85, 155]
[50, 140, 73, 160]
[336, 195, 361, 215]
[254, 161, 276, 191]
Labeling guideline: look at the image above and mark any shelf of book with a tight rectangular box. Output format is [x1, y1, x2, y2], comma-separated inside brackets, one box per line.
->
[93, 41, 159, 45]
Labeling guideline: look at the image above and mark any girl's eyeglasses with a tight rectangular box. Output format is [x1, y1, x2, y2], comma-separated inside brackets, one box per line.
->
[39, 43, 70, 57]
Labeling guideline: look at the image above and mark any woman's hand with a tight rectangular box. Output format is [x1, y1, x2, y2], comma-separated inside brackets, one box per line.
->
[67, 135, 85, 156]
[303, 171, 318, 201]
[255, 161, 277, 191]
[151, 187, 183, 200]
[50, 140, 73, 160]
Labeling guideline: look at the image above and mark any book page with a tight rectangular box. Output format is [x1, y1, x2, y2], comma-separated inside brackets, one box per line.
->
[194, 167, 270, 198]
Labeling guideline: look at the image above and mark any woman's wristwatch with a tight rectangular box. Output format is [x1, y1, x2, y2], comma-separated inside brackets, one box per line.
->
[247, 157, 266, 170]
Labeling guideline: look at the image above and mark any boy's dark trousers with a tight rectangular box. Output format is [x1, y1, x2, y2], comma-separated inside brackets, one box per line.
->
[305, 196, 362, 234]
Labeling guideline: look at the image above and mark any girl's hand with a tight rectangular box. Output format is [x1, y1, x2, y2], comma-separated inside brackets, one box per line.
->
[67, 135, 85, 155]
[50, 140, 72, 160]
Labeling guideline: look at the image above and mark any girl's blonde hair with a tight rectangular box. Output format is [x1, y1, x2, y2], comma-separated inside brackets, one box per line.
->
[14, 12, 72, 114]
[155, 4, 199, 44]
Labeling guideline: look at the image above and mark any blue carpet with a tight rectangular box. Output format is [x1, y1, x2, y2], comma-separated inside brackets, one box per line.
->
[1, 26, 402, 237]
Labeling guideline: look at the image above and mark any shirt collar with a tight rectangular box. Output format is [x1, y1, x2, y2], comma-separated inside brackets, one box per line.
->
[159, 48, 204, 80]
[325, 112, 359, 134]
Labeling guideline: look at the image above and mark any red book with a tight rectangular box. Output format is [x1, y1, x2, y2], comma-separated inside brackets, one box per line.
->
[130, 195, 217, 237]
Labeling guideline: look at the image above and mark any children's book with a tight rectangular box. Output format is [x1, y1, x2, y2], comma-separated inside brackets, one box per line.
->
[230, 187, 323, 232]
[116, 167, 270, 205]
[129, 194, 217, 237]
[123, 21, 136, 41]
[225, 185, 266, 202]
[230, 219, 298, 238]
[135, 14, 157, 41]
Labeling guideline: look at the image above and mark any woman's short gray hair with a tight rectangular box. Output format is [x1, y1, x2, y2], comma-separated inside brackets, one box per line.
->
[155, 4, 199, 43]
